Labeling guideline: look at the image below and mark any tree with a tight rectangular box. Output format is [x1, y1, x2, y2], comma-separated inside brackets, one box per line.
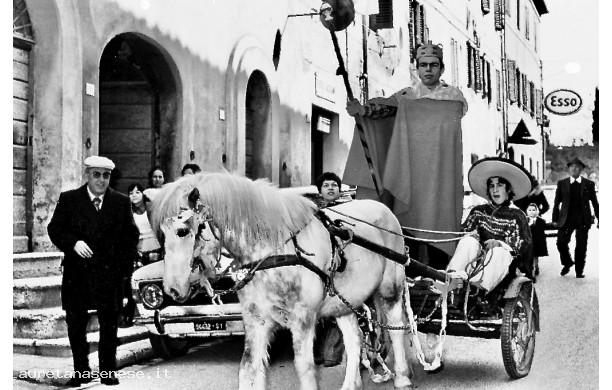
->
[592, 87, 599, 144]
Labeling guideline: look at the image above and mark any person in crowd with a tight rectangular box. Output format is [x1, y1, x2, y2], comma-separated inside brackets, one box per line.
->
[144, 166, 166, 202]
[344, 41, 468, 270]
[313, 172, 346, 367]
[513, 173, 550, 216]
[526, 203, 548, 277]
[181, 163, 201, 176]
[47, 156, 139, 386]
[446, 157, 534, 291]
[552, 157, 599, 278]
[147, 166, 166, 189]
[119, 183, 163, 327]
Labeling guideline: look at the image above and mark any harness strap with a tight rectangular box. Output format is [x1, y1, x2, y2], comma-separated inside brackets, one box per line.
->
[250, 254, 330, 284]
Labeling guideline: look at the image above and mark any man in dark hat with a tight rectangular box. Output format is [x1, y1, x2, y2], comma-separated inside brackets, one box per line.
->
[48, 156, 139, 386]
[552, 157, 599, 278]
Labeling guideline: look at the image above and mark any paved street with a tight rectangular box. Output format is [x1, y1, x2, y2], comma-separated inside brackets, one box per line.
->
[13, 226, 598, 390]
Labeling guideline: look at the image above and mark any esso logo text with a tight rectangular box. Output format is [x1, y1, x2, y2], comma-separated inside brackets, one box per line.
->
[544, 89, 582, 116]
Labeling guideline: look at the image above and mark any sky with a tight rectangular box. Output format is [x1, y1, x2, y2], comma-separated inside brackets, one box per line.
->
[540, 0, 598, 146]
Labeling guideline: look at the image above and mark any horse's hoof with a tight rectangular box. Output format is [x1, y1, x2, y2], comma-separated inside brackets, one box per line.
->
[426, 362, 445, 374]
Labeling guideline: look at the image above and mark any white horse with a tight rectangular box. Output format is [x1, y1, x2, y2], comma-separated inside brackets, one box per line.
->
[150, 172, 414, 390]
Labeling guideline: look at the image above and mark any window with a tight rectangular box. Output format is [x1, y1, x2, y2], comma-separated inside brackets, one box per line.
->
[13, 0, 34, 41]
[516, 0, 521, 29]
[529, 81, 535, 116]
[529, 158, 533, 173]
[467, 42, 477, 90]
[485, 60, 492, 104]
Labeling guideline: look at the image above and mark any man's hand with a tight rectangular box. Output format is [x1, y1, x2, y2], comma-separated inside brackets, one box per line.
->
[346, 99, 365, 117]
[74, 240, 93, 258]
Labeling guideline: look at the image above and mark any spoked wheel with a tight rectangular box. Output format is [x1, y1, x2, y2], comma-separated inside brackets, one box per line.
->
[501, 283, 537, 379]
[149, 333, 190, 360]
[359, 302, 389, 369]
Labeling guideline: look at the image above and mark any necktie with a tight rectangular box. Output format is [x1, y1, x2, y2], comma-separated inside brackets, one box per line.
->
[93, 197, 101, 211]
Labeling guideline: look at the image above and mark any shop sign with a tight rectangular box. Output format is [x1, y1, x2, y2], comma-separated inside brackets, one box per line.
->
[544, 89, 582, 116]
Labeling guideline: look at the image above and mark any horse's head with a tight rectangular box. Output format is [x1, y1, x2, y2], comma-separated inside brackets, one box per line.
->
[160, 187, 222, 302]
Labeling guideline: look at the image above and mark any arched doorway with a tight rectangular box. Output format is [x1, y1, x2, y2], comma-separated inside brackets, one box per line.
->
[99, 33, 180, 192]
[13, 0, 35, 253]
[245, 70, 272, 180]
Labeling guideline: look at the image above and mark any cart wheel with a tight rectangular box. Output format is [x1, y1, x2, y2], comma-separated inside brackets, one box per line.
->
[149, 333, 190, 360]
[501, 283, 536, 379]
[360, 302, 389, 369]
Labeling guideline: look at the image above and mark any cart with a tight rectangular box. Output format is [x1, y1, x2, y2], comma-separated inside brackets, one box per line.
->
[326, 220, 540, 380]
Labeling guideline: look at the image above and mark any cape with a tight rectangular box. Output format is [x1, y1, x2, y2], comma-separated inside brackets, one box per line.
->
[343, 86, 466, 256]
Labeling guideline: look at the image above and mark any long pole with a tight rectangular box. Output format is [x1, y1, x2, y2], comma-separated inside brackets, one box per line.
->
[329, 30, 382, 196]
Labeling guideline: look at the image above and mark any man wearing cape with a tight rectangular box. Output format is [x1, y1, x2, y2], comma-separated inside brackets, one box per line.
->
[344, 42, 468, 269]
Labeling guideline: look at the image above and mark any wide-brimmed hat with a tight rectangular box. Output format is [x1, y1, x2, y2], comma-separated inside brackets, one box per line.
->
[566, 157, 586, 168]
[84, 155, 115, 170]
[468, 157, 532, 201]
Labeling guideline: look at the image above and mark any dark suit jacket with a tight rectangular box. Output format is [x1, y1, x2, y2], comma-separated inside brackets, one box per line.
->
[552, 177, 599, 228]
[47, 185, 139, 310]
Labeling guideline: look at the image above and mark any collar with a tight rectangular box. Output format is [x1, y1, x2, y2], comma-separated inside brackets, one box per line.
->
[86, 186, 105, 202]
[570, 176, 582, 184]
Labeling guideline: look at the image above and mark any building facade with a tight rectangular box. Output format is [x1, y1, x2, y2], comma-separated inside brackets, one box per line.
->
[12, 0, 547, 254]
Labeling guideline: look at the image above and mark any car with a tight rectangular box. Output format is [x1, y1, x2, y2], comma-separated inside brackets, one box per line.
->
[131, 185, 356, 359]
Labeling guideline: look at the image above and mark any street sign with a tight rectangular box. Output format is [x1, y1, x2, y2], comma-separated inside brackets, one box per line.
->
[544, 89, 582, 116]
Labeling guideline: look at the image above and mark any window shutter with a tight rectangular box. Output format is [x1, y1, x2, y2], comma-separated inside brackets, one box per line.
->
[529, 81, 535, 117]
[536, 89, 543, 123]
[486, 61, 492, 103]
[377, 0, 394, 29]
[494, 0, 505, 30]
[475, 54, 483, 92]
[507, 60, 516, 103]
[482, 0, 491, 14]
[496, 69, 502, 110]
[467, 43, 474, 89]
[522, 74, 528, 109]
[418, 5, 426, 44]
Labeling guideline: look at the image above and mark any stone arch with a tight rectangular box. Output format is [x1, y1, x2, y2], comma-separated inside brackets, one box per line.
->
[99, 32, 182, 192]
[225, 35, 280, 182]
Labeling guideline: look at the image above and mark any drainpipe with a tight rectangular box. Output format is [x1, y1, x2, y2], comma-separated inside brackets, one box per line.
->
[361, 14, 369, 102]
[500, 20, 509, 157]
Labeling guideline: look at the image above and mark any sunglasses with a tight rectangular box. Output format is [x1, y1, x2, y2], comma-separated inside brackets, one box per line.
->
[91, 171, 111, 179]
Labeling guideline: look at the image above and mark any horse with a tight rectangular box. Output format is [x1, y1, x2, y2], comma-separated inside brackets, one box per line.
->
[149, 172, 415, 390]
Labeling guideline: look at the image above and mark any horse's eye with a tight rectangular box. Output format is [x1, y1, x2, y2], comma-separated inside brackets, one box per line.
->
[176, 227, 190, 238]
[199, 223, 207, 231]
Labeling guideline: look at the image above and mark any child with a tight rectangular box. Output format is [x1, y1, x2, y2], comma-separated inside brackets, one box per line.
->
[526, 203, 548, 275]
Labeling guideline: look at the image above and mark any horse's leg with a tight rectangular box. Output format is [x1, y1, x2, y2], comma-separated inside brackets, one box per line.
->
[335, 313, 362, 390]
[239, 317, 275, 390]
[379, 293, 414, 390]
[289, 314, 318, 390]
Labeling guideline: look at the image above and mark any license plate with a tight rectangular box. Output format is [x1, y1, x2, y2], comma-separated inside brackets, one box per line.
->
[194, 321, 227, 332]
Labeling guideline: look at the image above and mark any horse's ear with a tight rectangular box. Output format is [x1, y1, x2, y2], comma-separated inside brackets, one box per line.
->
[188, 188, 200, 208]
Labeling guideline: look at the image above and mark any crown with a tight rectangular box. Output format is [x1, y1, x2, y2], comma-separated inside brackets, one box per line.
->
[416, 41, 443, 61]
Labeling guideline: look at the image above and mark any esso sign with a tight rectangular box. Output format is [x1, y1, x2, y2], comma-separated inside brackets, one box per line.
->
[544, 89, 582, 116]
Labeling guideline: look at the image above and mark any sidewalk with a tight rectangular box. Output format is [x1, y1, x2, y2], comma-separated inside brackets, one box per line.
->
[13, 338, 155, 387]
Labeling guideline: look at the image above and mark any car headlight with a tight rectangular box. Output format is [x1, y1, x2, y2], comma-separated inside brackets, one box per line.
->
[140, 283, 164, 309]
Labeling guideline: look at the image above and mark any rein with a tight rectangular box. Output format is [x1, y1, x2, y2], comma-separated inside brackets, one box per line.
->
[325, 208, 470, 244]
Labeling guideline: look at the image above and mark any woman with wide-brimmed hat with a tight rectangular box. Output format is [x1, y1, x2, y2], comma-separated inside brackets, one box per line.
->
[446, 157, 534, 291]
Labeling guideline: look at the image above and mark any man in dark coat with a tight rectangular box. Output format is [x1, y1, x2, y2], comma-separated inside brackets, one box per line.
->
[47, 156, 139, 386]
[552, 157, 599, 278]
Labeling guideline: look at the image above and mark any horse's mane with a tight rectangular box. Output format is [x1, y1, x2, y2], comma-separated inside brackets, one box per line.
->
[150, 172, 318, 251]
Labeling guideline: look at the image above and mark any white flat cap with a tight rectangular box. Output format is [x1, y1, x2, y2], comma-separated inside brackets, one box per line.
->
[84, 156, 115, 170]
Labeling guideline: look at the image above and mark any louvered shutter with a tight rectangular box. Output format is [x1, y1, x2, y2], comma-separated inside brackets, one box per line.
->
[536, 89, 543, 123]
[421, 6, 428, 42]
[522, 74, 528, 109]
[467, 43, 473, 89]
[475, 52, 483, 92]
[377, 0, 393, 29]
[482, 0, 491, 14]
[507, 60, 516, 103]
[494, 0, 504, 30]
[496, 69, 502, 110]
